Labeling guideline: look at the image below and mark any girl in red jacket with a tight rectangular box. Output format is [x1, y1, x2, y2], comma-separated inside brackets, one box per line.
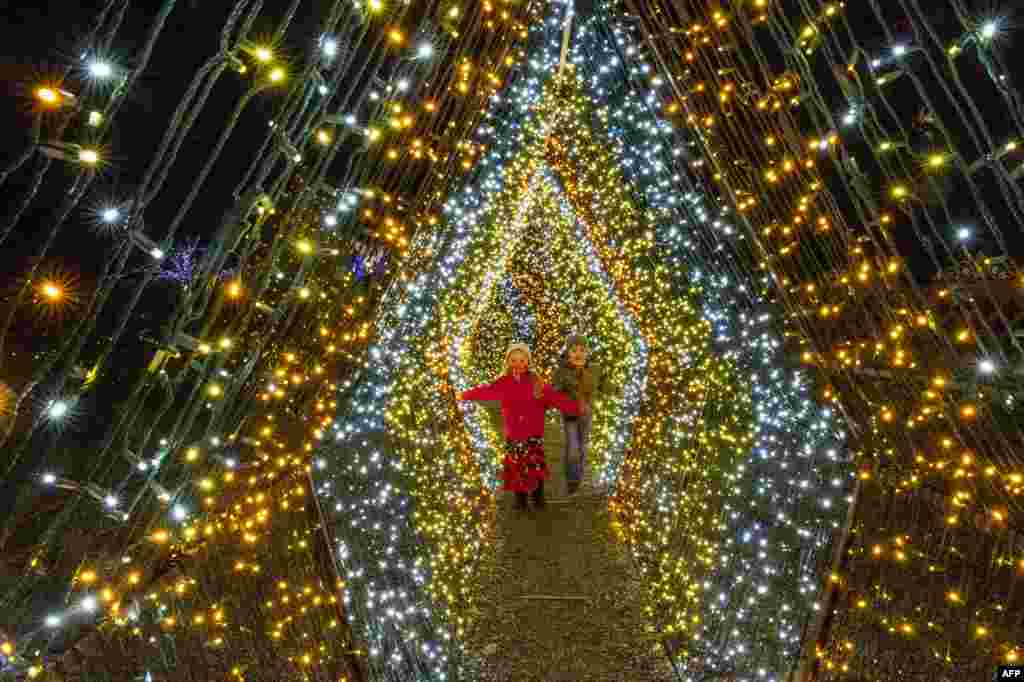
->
[458, 342, 580, 509]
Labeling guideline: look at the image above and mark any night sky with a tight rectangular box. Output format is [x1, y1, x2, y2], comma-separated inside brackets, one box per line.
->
[0, 2, 310, 377]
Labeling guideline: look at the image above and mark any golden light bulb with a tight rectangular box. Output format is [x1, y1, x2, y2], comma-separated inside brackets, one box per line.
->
[255, 47, 272, 62]
[40, 282, 62, 301]
[36, 87, 58, 104]
[79, 148, 100, 165]
[268, 67, 285, 82]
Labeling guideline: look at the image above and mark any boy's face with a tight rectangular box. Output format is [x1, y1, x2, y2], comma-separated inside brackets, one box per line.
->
[508, 351, 529, 375]
[568, 344, 587, 366]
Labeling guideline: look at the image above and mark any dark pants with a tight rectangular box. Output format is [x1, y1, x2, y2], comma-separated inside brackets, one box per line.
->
[515, 480, 544, 508]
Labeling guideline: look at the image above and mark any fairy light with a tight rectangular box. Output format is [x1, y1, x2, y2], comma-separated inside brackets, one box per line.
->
[36, 87, 59, 104]
[88, 60, 113, 78]
[40, 282, 63, 301]
[78, 148, 100, 165]
[48, 400, 69, 420]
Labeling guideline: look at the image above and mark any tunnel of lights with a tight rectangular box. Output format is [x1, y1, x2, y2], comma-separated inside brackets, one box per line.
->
[314, 5, 850, 679]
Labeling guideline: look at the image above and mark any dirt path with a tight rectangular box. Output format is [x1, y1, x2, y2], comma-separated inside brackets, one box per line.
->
[463, 411, 676, 681]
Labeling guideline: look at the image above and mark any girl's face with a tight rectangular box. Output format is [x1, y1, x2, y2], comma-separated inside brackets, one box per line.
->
[508, 350, 529, 375]
[568, 344, 587, 367]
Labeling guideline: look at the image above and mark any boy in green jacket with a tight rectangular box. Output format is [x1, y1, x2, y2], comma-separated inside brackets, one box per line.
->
[552, 335, 603, 495]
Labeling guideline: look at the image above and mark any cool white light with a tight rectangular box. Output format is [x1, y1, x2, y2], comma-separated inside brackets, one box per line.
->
[49, 400, 68, 419]
[89, 61, 113, 78]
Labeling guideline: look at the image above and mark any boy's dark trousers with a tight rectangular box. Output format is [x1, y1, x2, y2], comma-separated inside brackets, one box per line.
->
[515, 480, 545, 508]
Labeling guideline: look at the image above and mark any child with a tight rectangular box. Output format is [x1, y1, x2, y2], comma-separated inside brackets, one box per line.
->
[552, 335, 603, 495]
[458, 342, 580, 510]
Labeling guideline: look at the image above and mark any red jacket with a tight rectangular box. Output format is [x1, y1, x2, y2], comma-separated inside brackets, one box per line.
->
[461, 372, 579, 441]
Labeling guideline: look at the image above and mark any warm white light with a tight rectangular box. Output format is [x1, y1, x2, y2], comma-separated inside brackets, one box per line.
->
[80, 595, 97, 612]
[78, 149, 100, 165]
[36, 87, 59, 104]
[979, 359, 995, 374]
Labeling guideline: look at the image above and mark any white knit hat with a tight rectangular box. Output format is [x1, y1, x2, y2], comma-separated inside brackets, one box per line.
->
[504, 342, 531, 365]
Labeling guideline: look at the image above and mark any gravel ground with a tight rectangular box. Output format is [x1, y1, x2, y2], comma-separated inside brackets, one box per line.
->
[462, 414, 678, 681]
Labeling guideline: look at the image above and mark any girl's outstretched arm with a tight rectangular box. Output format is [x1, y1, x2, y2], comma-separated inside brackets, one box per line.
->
[540, 383, 580, 415]
[459, 379, 504, 402]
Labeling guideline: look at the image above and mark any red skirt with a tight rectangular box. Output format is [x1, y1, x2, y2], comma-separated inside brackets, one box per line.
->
[501, 437, 548, 493]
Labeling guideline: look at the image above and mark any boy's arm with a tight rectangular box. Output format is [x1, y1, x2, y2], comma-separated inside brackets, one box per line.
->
[541, 383, 580, 416]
